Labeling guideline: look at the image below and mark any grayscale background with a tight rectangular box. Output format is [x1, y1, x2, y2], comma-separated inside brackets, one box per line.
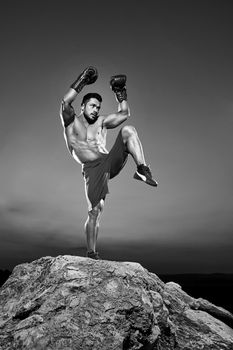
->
[0, 0, 232, 273]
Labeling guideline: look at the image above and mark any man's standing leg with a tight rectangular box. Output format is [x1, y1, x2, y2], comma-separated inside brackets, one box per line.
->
[84, 199, 104, 259]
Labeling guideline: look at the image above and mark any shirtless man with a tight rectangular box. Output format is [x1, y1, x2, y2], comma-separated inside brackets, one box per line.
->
[60, 67, 157, 259]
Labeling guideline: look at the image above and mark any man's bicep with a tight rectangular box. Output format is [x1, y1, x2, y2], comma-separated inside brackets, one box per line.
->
[102, 113, 127, 129]
[60, 100, 76, 128]
[102, 113, 117, 129]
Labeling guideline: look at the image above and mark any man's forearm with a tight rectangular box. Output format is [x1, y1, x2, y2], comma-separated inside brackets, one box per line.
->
[63, 66, 98, 104]
[63, 88, 78, 105]
[60, 67, 98, 128]
[118, 100, 130, 117]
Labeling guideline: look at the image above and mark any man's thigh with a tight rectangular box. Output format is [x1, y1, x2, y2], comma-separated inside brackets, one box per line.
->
[84, 170, 109, 211]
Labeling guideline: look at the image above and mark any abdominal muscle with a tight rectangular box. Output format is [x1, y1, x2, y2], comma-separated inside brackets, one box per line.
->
[64, 115, 108, 164]
[70, 138, 108, 164]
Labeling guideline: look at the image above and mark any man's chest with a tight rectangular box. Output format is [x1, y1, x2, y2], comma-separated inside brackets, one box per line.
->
[71, 117, 107, 143]
[86, 124, 107, 143]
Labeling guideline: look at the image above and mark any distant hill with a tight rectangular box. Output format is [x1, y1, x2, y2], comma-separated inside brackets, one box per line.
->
[159, 273, 233, 314]
[0, 270, 11, 287]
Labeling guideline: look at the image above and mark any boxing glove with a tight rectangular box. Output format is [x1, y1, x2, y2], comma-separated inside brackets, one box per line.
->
[110, 74, 127, 102]
[71, 66, 98, 93]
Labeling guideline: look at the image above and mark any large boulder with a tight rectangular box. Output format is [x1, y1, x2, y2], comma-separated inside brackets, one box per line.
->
[0, 255, 233, 349]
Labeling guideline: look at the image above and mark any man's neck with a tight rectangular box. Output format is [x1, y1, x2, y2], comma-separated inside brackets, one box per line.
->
[81, 113, 99, 126]
[79, 113, 89, 128]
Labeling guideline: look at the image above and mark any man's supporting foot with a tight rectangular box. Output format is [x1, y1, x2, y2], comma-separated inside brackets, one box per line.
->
[86, 250, 100, 260]
[133, 164, 158, 187]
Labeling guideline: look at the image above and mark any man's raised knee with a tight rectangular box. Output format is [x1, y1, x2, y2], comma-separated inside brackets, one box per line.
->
[121, 125, 137, 142]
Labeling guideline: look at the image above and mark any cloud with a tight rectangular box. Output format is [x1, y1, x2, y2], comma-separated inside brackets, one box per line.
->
[0, 199, 87, 270]
[0, 199, 83, 245]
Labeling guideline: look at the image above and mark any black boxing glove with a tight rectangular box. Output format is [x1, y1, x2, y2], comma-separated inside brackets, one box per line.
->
[71, 66, 98, 93]
[110, 74, 127, 103]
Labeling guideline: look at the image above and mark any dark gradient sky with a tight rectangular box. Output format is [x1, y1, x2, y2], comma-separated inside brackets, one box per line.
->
[0, 1, 233, 273]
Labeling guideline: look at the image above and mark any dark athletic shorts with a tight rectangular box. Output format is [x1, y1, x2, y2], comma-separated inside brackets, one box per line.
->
[82, 129, 128, 210]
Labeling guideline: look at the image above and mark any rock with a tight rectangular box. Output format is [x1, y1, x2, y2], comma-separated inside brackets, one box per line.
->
[0, 255, 233, 350]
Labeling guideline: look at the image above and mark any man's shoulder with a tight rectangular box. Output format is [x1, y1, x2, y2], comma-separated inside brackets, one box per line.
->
[72, 115, 84, 128]
[64, 116, 80, 135]
[98, 115, 108, 127]
[92, 115, 102, 127]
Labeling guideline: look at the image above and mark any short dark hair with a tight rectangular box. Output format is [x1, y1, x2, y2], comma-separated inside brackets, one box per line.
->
[81, 93, 102, 105]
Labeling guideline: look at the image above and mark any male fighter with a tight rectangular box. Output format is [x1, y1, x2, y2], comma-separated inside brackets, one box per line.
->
[60, 66, 157, 259]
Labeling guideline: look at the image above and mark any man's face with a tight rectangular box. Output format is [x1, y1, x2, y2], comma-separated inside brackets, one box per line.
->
[82, 98, 101, 124]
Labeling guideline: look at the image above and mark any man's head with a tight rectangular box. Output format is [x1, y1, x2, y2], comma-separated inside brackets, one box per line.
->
[81, 93, 102, 124]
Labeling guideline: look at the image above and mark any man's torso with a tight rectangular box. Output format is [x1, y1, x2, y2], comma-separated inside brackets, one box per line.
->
[64, 115, 108, 164]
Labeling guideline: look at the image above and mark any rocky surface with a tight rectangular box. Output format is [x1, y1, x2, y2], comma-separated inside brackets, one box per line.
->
[0, 255, 233, 350]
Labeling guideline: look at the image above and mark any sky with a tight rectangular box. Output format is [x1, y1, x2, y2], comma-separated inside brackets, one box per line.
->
[0, 0, 232, 274]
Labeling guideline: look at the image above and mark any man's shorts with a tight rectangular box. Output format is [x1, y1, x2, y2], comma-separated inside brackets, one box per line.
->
[82, 129, 128, 210]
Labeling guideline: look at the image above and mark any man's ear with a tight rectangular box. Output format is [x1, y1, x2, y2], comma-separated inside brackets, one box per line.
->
[81, 103, 84, 112]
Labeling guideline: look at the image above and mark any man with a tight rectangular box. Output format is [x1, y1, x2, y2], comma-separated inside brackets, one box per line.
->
[60, 66, 158, 259]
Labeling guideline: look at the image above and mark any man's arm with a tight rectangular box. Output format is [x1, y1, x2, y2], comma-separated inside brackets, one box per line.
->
[103, 74, 130, 129]
[59, 94, 76, 128]
[60, 67, 98, 128]
[103, 100, 130, 129]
